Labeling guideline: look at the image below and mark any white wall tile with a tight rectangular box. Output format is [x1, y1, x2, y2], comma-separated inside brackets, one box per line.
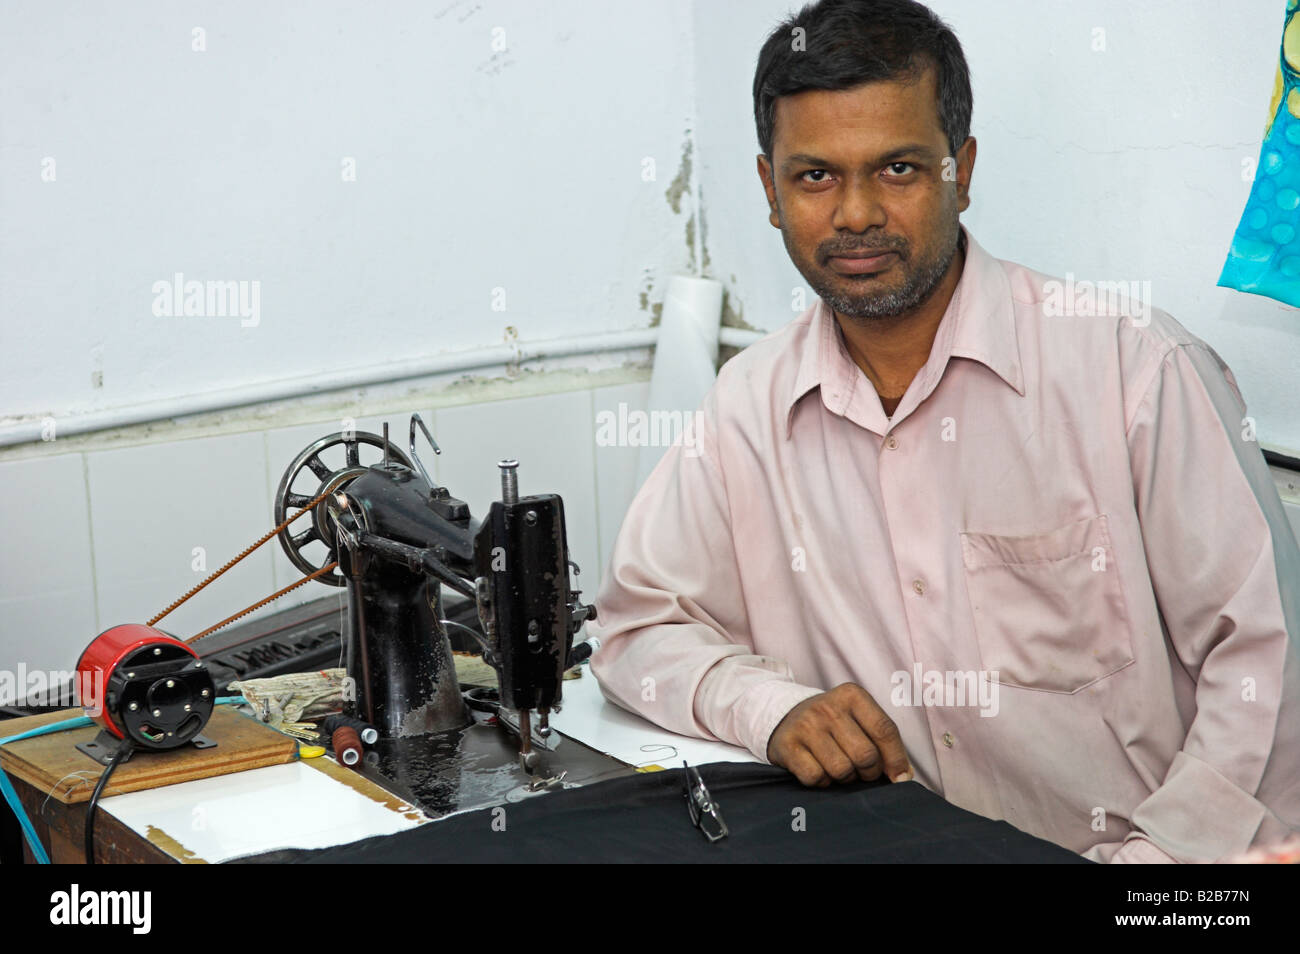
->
[87, 432, 275, 642]
[0, 591, 101, 703]
[591, 380, 651, 589]
[0, 453, 98, 693]
[434, 391, 600, 605]
[1284, 500, 1300, 551]
[0, 452, 94, 603]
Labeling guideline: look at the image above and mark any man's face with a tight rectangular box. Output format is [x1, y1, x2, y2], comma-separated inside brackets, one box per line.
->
[758, 65, 975, 323]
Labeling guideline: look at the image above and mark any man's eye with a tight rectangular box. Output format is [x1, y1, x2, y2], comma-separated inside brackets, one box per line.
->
[884, 162, 916, 177]
[800, 169, 831, 183]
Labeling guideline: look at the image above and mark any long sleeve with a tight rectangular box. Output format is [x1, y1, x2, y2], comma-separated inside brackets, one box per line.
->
[1092, 341, 1300, 862]
[588, 385, 822, 760]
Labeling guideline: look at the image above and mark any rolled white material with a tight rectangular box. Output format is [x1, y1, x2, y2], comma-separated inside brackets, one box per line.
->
[636, 275, 724, 487]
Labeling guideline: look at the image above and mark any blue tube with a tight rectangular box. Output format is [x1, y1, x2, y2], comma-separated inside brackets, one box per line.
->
[1, 698, 246, 864]
[0, 717, 93, 864]
[0, 764, 49, 863]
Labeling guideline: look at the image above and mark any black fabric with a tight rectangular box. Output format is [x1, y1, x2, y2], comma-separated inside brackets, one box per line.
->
[278, 763, 1092, 863]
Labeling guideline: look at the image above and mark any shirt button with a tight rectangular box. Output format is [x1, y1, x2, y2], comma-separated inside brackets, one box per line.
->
[912, 579, 926, 595]
[942, 732, 955, 748]
[885, 435, 899, 450]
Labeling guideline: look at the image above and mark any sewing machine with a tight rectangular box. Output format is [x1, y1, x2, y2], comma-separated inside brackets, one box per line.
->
[272, 414, 596, 772]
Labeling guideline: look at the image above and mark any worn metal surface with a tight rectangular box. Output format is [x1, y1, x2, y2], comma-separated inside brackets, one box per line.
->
[351, 716, 633, 821]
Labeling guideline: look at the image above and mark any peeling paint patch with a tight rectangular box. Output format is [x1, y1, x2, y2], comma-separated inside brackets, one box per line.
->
[638, 266, 655, 316]
[1, 361, 653, 462]
[425, 365, 652, 405]
[699, 186, 712, 273]
[664, 139, 693, 214]
[144, 825, 208, 864]
[639, 267, 667, 326]
[721, 289, 756, 330]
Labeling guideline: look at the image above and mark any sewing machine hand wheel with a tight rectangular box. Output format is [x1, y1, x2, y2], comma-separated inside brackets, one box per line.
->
[273, 431, 415, 586]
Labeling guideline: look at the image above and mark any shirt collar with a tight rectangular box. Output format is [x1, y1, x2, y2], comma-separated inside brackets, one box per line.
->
[784, 226, 1024, 438]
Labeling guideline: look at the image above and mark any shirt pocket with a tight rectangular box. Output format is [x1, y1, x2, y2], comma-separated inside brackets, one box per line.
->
[959, 513, 1135, 693]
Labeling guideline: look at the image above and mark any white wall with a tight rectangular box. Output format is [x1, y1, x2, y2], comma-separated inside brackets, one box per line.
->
[0, 0, 696, 420]
[3, 0, 1299, 694]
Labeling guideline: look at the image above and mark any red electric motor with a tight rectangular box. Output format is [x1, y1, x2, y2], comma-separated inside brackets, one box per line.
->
[76, 624, 216, 751]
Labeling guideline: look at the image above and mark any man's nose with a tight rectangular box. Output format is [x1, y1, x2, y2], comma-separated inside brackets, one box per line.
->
[831, 175, 889, 235]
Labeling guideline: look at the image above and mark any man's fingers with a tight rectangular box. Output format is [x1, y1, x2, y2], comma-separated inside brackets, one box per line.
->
[846, 688, 912, 782]
[784, 744, 831, 787]
[804, 732, 859, 784]
[826, 712, 882, 781]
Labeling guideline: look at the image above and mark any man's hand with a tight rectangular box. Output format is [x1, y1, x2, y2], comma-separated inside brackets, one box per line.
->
[766, 683, 912, 786]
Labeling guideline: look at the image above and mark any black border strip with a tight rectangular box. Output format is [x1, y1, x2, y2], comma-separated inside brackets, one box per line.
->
[1263, 448, 1300, 472]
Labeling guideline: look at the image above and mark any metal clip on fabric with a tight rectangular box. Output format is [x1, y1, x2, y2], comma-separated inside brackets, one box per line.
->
[683, 761, 728, 843]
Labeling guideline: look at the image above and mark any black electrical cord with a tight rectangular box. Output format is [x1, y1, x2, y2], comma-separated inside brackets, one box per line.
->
[85, 739, 133, 865]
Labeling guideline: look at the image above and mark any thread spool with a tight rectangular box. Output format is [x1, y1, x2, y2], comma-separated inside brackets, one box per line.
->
[324, 714, 378, 745]
[332, 726, 362, 767]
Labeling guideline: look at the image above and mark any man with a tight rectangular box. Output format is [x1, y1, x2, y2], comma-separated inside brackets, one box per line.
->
[588, 0, 1300, 862]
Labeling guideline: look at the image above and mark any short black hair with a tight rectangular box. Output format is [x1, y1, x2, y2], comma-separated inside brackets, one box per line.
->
[753, 0, 972, 161]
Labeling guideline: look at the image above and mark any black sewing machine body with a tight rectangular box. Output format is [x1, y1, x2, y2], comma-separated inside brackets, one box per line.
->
[333, 460, 471, 738]
[273, 417, 594, 769]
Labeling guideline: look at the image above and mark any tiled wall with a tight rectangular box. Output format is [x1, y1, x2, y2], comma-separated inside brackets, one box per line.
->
[0, 379, 650, 701]
[2, 381, 1298, 704]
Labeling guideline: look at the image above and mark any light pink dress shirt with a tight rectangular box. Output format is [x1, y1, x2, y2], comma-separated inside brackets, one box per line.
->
[588, 227, 1300, 863]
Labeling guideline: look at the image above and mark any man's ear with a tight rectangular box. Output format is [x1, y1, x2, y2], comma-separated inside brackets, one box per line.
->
[954, 136, 977, 213]
[757, 153, 781, 228]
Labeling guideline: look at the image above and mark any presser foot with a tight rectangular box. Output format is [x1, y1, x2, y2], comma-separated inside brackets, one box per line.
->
[519, 748, 541, 774]
[527, 770, 567, 792]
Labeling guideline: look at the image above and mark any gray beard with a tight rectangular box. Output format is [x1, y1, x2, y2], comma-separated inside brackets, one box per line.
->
[818, 226, 964, 322]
